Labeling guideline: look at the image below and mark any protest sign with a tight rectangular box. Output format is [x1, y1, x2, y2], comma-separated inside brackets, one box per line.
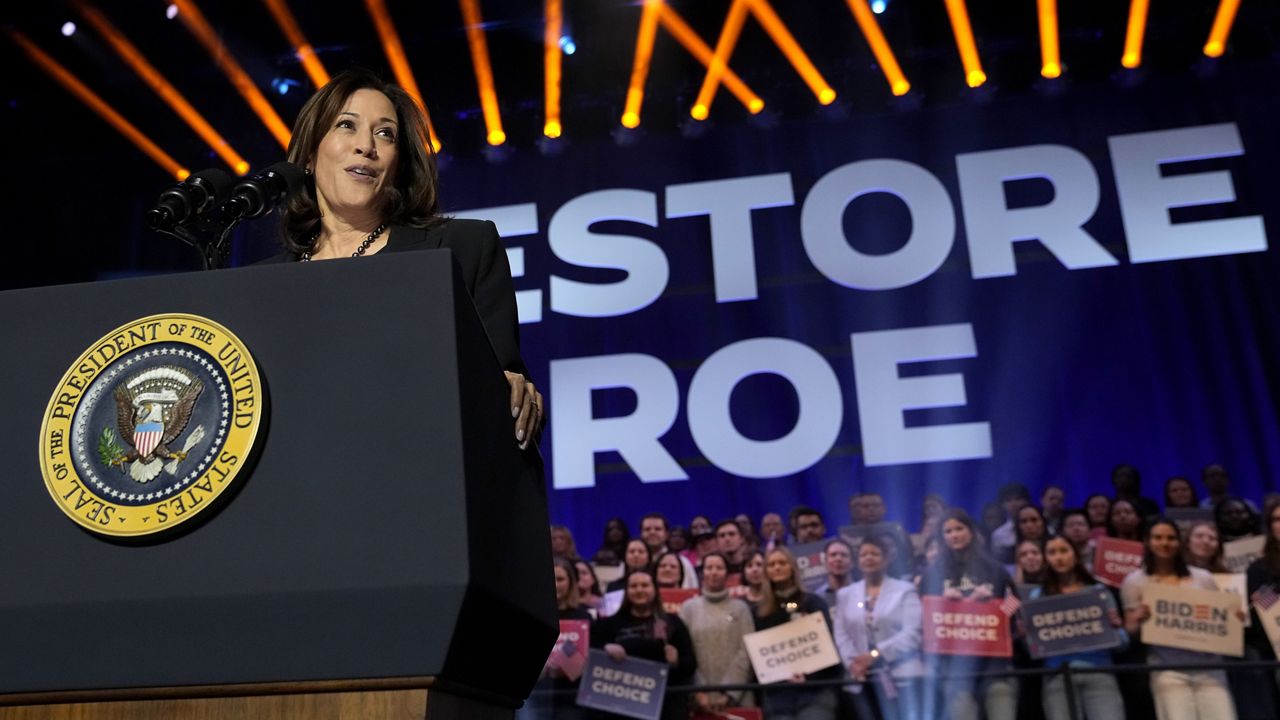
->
[548, 620, 590, 681]
[743, 611, 840, 683]
[789, 541, 829, 592]
[1223, 535, 1265, 574]
[660, 588, 699, 614]
[1212, 574, 1250, 628]
[1253, 586, 1280, 658]
[1141, 583, 1244, 657]
[921, 597, 1013, 657]
[1021, 588, 1122, 659]
[1166, 508, 1214, 536]
[577, 650, 669, 720]
[600, 589, 624, 618]
[1093, 537, 1144, 587]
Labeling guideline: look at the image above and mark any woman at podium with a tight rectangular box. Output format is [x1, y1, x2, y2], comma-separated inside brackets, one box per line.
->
[261, 69, 543, 448]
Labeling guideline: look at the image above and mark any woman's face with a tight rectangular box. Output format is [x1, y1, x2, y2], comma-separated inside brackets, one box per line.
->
[1017, 541, 1044, 575]
[924, 498, 945, 519]
[942, 519, 972, 552]
[625, 572, 656, 609]
[625, 540, 649, 570]
[1045, 537, 1077, 576]
[1017, 507, 1045, 540]
[924, 538, 940, 565]
[1111, 501, 1139, 533]
[858, 543, 884, 575]
[1087, 496, 1110, 525]
[550, 529, 570, 555]
[312, 89, 398, 222]
[575, 561, 595, 594]
[1167, 479, 1194, 507]
[606, 520, 625, 543]
[1062, 515, 1090, 544]
[1271, 507, 1280, 541]
[668, 529, 688, 552]
[765, 552, 794, 586]
[656, 554, 682, 586]
[744, 554, 765, 585]
[1188, 524, 1219, 561]
[1148, 523, 1181, 561]
[702, 556, 728, 591]
[690, 516, 712, 535]
[554, 565, 571, 602]
[1221, 500, 1251, 531]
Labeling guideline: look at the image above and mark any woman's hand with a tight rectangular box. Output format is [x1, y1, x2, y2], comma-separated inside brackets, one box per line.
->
[505, 371, 545, 450]
[850, 653, 874, 681]
[664, 643, 678, 665]
[942, 587, 964, 600]
[1108, 608, 1124, 628]
[1125, 603, 1150, 633]
[605, 643, 627, 662]
[970, 584, 994, 601]
[1236, 608, 1247, 622]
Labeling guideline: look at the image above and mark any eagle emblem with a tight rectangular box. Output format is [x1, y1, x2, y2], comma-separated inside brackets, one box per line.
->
[100, 365, 207, 483]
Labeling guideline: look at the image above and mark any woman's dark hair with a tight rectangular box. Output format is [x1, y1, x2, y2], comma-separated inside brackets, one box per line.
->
[617, 569, 666, 619]
[1183, 521, 1228, 574]
[553, 556, 581, 610]
[1106, 498, 1143, 540]
[653, 550, 685, 587]
[1084, 494, 1112, 528]
[623, 538, 653, 572]
[1214, 496, 1260, 539]
[1262, 502, 1280, 578]
[1041, 535, 1098, 594]
[700, 551, 729, 572]
[574, 558, 602, 598]
[934, 508, 992, 585]
[1015, 505, 1048, 544]
[281, 68, 442, 252]
[595, 517, 631, 563]
[1163, 476, 1199, 509]
[1142, 518, 1191, 577]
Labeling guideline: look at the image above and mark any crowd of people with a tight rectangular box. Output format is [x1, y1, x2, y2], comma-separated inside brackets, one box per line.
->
[529, 464, 1280, 720]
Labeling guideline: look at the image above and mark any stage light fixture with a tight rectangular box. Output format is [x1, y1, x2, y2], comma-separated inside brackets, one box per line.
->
[943, 0, 987, 87]
[1037, 0, 1061, 79]
[545, 0, 563, 139]
[74, 1, 251, 175]
[559, 36, 576, 55]
[871, 0, 886, 13]
[460, 0, 506, 147]
[8, 29, 189, 180]
[621, 0, 662, 129]
[364, 0, 440, 151]
[656, 5, 763, 117]
[166, 4, 178, 20]
[844, 0, 911, 96]
[61, 22, 76, 37]
[261, 0, 330, 89]
[1122, 0, 1149, 69]
[1203, 0, 1240, 58]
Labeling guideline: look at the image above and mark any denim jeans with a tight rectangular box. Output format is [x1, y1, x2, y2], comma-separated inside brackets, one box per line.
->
[1043, 671, 1125, 720]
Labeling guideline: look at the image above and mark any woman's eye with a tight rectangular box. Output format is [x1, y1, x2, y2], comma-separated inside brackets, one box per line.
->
[377, 128, 397, 141]
[336, 119, 353, 129]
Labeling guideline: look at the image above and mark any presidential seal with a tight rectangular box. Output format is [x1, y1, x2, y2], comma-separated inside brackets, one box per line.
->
[39, 313, 264, 538]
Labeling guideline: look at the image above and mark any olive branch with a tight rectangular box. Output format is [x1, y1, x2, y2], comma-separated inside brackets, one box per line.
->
[97, 427, 127, 469]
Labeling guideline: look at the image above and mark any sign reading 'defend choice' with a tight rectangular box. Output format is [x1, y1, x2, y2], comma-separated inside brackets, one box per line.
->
[921, 597, 1012, 658]
[576, 650, 669, 720]
[1223, 535, 1265, 574]
[790, 541, 829, 593]
[548, 620, 589, 681]
[743, 612, 841, 683]
[1141, 583, 1244, 657]
[1021, 589, 1123, 659]
[1093, 538, 1145, 587]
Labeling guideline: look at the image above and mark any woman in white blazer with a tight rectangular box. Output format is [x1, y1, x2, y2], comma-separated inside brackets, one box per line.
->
[833, 538, 925, 720]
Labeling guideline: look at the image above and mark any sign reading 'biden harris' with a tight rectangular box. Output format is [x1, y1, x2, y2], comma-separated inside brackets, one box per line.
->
[39, 314, 263, 538]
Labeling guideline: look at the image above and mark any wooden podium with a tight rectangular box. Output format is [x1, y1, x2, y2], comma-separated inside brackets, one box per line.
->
[0, 253, 556, 719]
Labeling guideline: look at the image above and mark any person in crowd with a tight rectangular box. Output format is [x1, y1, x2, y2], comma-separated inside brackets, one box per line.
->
[754, 547, 840, 720]
[848, 492, 869, 524]
[761, 511, 788, 548]
[815, 538, 854, 608]
[790, 506, 828, 545]
[1201, 464, 1258, 512]
[1245, 503, 1280, 707]
[981, 501, 1006, 544]
[1059, 508, 1098, 572]
[688, 530, 717, 567]
[606, 539, 653, 592]
[854, 491, 889, 525]
[1107, 498, 1144, 542]
[736, 513, 762, 553]
[594, 517, 630, 565]
[919, 493, 947, 541]
[1015, 505, 1049, 546]
[593, 569, 697, 720]
[1033, 535, 1126, 720]
[654, 551, 686, 590]
[524, 557, 594, 720]
[1085, 494, 1113, 537]
[550, 524, 577, 559]
[913, 535, 940, 589]
[1216, 497, 1261, 543]
[1014, 538, 1047, 586]
[667, 526, 689, 555]
[921, 509, 1019, 720]
[641, 513, 699, 588]
[1165, 476, 1200, 510]
[1122, 519, 1239, 720]
[1112, 463, 1161, 518]
[689, 515, 713, 538]
[990, 482, 1031, 566]
[873, 526, 913, 579]
[715, 519, 749, 574]
[574, 558, 603, 611]
[1185, 521, 1228, 573]
[269, 69, 543, 444]
[832, 538, 925, 720]
[1041, 484, 1066, 534]
[679, 552, 756, 712]
[741, 550, 766, 610]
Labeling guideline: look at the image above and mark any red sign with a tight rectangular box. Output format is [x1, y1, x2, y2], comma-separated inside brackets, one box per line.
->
[922, 597, 1012, 658]
[692, 709, 763, 720]
[660, 588, 699, 614]
[1093, 537, 1144, 587]
[548, 620, 590, 681]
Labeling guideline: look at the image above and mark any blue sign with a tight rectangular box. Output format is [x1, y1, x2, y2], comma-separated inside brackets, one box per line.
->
[576, 649, 669, 720]
[1021, 588, 1122, 659]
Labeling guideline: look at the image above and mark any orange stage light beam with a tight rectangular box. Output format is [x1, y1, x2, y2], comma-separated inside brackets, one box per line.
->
[7, 29, 188, 180]
[745, 0, 835, 104]
[544, 0, 562, 138]
[1121, 0, 1150, 69]
[843, 0, 910, 96]
[74, 1, 249, 175]
[1203, 0, 1241, 58]
[622, 0, 663, 128]
[1037, 0, 1061, 78]
[943, 0, 986, 87]
[459, 0, 506, 146]
[172, 0, 291, 148]
[658, 6, 764, 115]
[261, 0, 330, 89]
[364, 0, 440, 151]
[692, 0, 751, 120]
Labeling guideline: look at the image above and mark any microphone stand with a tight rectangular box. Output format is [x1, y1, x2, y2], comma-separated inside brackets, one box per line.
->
[149, 207, 246, 271]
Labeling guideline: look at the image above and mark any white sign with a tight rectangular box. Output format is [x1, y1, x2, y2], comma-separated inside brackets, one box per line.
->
[1211, 573, 1250, 628]
[1223, 536, 1265, 573]
[1141, 583, 1243, 657]
[742, 611, 840, 683]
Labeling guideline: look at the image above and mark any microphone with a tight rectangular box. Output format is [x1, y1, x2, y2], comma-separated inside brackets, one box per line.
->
[146, 167, 235, 229]
[221, 161, 305, 219]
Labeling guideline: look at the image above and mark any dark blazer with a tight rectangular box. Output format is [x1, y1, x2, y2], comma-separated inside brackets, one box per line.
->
[259, 218, 527, 377]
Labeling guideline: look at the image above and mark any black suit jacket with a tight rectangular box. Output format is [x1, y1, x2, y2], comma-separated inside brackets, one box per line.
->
[258, 218, 528, 377]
